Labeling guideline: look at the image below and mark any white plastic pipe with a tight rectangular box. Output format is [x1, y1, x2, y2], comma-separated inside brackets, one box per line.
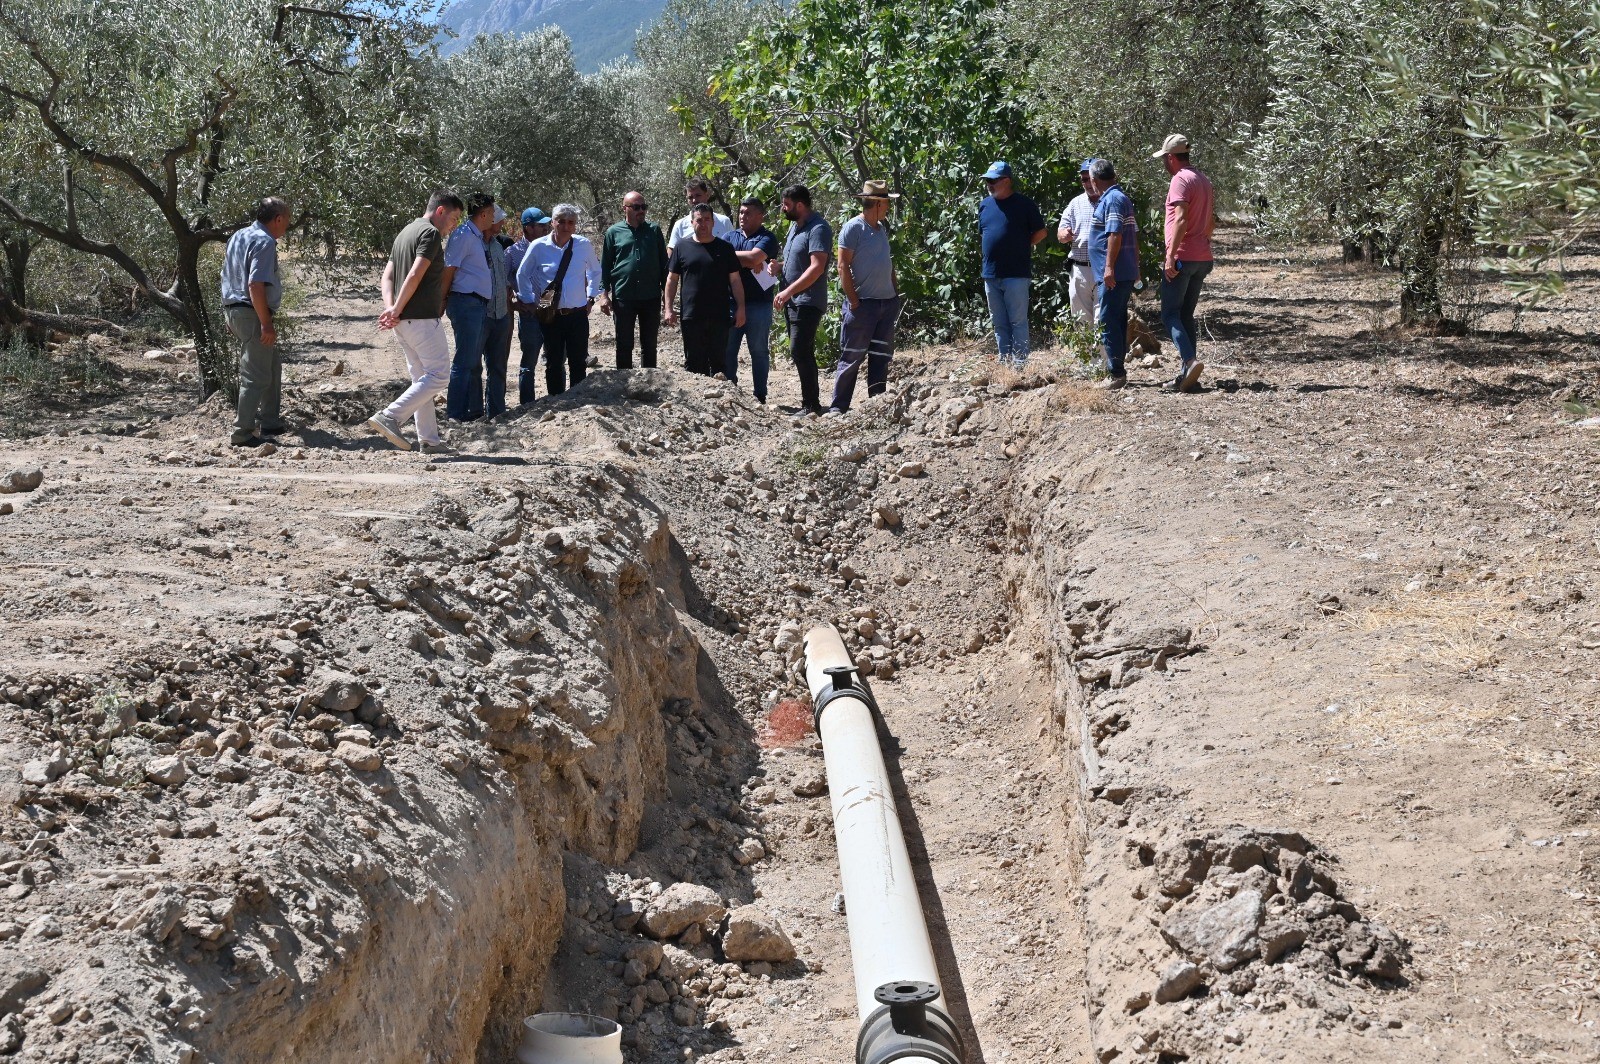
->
[803, 624, 947, 1064]
[515, 1012, 622, 1064]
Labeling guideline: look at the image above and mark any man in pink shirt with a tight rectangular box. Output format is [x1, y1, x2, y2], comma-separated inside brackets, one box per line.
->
[1153, 134, 1215, 392]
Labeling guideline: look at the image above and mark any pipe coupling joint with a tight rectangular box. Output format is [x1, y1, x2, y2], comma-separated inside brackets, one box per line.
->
[812, 663, 879, 731]
[855, 981, 963, 1064]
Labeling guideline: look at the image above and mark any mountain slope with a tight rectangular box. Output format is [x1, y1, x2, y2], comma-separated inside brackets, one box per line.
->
[438, 0, 668, 70]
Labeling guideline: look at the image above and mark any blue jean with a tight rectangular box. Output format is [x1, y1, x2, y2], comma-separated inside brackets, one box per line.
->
[1097, 280, 1133, 377]
[516, 311, 544, 405]
[984, 277, 1031, 364]
[482, 312, 512, 419]
[445, 292, 488, 421]
[832, 296, 899, 411]
[725, 298, 773, 400]
[1159, 259, 1213, 366]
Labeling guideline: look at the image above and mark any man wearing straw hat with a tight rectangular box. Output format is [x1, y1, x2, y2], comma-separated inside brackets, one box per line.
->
[830, 180, 902, 414]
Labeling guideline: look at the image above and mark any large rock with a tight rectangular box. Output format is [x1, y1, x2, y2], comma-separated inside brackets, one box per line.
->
[657, 943, 703, 980]
[1154, 959, 1205, 1004]
[143, 756, 189, 787]
[0, 469, 42, 494]
[314, 670, 368, 714]
[0, 964, 48, 1013]
[720, 905, 796, 963]
[333, 742, 382, 772]
[1160, 889, 1264, 972]
[641, 883, 726, 940]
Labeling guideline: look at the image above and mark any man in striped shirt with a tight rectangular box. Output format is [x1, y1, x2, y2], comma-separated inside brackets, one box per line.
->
[1087, 159, 1139, 389]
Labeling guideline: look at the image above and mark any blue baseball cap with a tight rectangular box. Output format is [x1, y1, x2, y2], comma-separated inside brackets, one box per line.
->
[520, 207, 550, 226]
[1079, 158, 1097, 173]
[980, 161, 1014, 180]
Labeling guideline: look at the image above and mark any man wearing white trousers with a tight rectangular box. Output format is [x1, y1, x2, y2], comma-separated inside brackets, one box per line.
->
[1057, 158, 1100, 324]
[369, 190, 464, 453]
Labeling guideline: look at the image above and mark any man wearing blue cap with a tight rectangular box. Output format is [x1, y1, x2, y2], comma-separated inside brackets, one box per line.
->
[507, 207, 552, 404]
[978, 161, 1047, 366]
[1056, 160, 1101, 324]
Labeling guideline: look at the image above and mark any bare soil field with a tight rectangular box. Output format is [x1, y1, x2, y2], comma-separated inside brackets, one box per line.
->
[0, 230, 1597, 1063]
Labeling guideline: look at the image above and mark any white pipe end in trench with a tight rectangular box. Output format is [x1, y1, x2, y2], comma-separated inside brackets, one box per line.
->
[516, 1012, 622, 1064]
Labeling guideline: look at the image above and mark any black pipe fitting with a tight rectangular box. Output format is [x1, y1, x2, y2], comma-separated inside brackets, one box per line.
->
[813, 662, 879, 732]
[856, 980, 964, 1064]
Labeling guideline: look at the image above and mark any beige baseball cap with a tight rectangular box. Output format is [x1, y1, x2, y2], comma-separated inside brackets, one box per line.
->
[1152, 134, 1190, 158]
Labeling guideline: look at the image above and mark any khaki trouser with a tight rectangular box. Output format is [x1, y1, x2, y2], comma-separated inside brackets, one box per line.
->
[383, 317, 449, 445]
[225, 305, 280, 434]
[1069, 260, 1097, 323]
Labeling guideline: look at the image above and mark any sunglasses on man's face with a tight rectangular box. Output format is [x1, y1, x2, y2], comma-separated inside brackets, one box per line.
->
[627, 203, 648, 210]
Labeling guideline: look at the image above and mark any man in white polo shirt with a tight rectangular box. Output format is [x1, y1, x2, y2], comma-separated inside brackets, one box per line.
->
[1056, 158, 1100, 324]
[666, 177, 733, 252]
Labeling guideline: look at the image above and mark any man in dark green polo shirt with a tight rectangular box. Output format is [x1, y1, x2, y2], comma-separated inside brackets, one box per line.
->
[599, 190, 669, 370]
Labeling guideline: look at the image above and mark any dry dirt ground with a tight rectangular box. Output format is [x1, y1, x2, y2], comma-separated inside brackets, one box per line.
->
[0, 230, 1598, 1064]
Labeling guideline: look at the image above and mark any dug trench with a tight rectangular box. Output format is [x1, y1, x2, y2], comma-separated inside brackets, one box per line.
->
[1, 236, 1599, 1063]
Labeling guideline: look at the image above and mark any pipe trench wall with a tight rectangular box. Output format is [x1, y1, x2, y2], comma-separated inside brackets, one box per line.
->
[181, 479, 704, 1064]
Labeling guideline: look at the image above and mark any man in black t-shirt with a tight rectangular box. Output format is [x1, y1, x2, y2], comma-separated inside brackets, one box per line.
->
[665, 204, 746, 376]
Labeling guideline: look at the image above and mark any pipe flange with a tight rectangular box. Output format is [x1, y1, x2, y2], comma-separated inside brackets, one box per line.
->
[813, 662, 879, 732]
[855, 980, 964, 1064]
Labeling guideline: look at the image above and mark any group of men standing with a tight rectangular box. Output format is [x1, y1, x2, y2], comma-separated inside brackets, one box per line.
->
[975, 137, 1215, 391]
[218, 137, 1216, 450]
[583, 177, 902, 418]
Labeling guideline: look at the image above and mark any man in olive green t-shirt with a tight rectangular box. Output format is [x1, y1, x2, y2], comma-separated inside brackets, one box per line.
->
[368, 190, 464, 452]
[599, 190, 669, 370]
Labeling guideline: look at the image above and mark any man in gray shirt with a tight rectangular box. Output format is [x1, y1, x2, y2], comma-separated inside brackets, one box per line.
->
[221, 197, 291, 446]
[773, 184, 832, 417]
[831, 180, 900, 414]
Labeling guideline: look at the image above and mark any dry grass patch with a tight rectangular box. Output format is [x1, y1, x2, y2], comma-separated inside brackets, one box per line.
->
[1352, 580, 1525, 673]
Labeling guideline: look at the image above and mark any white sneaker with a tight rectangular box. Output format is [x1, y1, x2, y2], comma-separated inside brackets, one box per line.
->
[365, 413, 411, 451]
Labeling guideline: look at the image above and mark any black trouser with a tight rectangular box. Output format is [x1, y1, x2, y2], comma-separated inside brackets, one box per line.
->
[785, 303, 824, 411]
[614, 298, 660, 369]
[516, 310, 544, 404]
[681, 316, 728, 376]
[543, 311, 590, 395]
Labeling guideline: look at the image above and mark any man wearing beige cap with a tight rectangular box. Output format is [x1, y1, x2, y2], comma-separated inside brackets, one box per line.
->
[831, 180, 902, 414]
[1152, 134, 1215, 392]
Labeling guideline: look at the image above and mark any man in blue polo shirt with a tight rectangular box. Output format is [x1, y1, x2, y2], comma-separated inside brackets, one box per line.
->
[443, 192, 497, 421]
[220, 196, 290, 446]
[1087, 159, 1139, 389]
[977, 161, 1047, 367]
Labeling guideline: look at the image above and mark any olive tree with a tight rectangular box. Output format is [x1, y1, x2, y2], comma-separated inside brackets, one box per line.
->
[690, 0, 1079, 340]
[999, 0, 1270, 198]
[1249, 0, 1492, 325]
[0, 0, 439, 396]
[1461, 0, 1600, 298]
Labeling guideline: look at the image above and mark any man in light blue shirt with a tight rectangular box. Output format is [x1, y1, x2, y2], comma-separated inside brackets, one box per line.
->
[220, 196, 290, 446]
[443, 192, 496, 421]
[515, 203, 603, 395]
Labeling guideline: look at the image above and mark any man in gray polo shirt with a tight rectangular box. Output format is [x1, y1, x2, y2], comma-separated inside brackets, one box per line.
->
[220, 196, 290, 446]
[773, 184, 832, 417]
[831, 180, 900, 414]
